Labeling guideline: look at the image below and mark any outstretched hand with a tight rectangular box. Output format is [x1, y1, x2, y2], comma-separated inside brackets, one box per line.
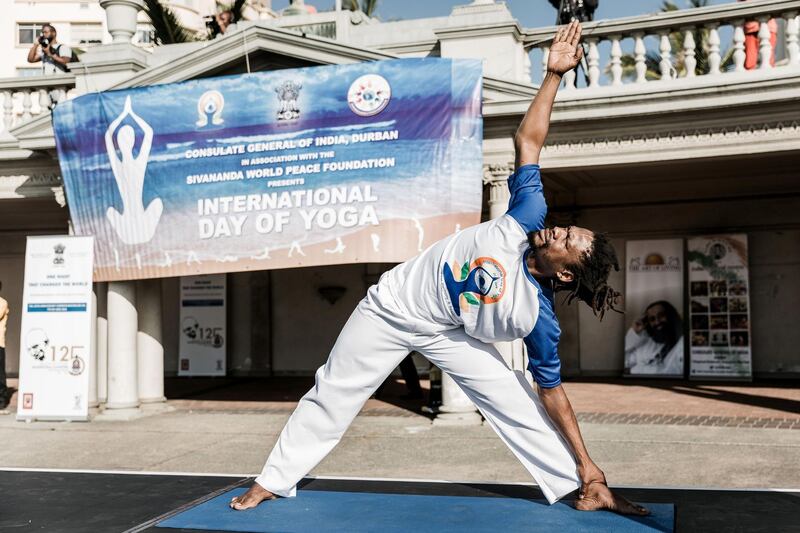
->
[547, 20, 584, 75]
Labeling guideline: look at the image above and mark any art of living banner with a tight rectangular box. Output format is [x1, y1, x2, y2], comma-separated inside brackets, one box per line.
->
[687, 235, 752, 379]
[623, 239, 685, 377]
[17, 236, 94, 421]
[53, 58, 483, 281]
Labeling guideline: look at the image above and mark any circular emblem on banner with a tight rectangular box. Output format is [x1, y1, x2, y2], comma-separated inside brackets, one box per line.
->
[69, 356, 85, 376]
[347, 74, 391, 117]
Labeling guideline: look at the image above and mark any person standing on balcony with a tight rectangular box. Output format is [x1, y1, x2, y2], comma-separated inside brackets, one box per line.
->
[228, 21, 648, 518]
[738, 0, 777, 69]
[26, 23, 72, 74]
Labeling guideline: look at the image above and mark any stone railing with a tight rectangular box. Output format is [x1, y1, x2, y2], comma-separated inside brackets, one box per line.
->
[523, 0, 800, 90]
[0, 74, 77, 135]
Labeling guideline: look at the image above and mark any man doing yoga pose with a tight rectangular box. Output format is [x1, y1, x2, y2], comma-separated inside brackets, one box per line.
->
[231, 21, 648, 516]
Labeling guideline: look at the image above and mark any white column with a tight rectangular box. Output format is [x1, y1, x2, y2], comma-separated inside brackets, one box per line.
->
[96, 282, 108, 404]
[707, 24, 721, 75]
[586, 38, 600, 88]
[137, 279, 166, 406]
[634, 33, 647, 84]
[659, 31, 674, 80]
[434, 163, 511, 425]
[88, 287, 99, 409]
[485, 163, 528, 377]
[104, 281, 140, 415]
[682, 28, 697, 77]
[99, 0, 144, 44]
[786, 13, 800, 66]
[609, 36, 623, 86]
[758, 17, 773, 69]
[733, 21, 746, 72]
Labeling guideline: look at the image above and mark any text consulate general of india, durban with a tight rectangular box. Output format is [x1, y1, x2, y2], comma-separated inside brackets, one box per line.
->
[51, 58, 484, 282]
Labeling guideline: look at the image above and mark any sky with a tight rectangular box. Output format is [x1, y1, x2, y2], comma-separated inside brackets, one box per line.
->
[270, 0, 735, 26]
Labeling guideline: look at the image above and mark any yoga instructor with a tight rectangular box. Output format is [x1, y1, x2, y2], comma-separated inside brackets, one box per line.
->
[231, 21, 648, 517]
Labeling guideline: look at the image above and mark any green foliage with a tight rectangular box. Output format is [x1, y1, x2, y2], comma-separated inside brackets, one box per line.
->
[141, 0, 195, 45]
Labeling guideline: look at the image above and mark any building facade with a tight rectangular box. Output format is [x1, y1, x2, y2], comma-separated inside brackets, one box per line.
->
[1, 0, 799, 417]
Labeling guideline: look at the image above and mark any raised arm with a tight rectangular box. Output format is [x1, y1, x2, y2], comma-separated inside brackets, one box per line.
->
[27, 42, 41, 64]
[514, 21, 584, 169]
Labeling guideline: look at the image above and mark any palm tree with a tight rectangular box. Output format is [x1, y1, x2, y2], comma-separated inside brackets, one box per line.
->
[141, 0, 195, 44]
[142, 0, 252, 44]
[344, 0, 379, 17]
[616, 0, 734, 81]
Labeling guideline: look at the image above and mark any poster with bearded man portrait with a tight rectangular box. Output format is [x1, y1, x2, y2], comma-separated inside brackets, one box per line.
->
[623, 239, 685, 377]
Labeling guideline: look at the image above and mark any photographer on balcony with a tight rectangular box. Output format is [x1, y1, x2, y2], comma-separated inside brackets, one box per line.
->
[26, 23, 72, 75]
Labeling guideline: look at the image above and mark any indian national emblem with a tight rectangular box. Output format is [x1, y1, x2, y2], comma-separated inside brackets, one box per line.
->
[275, 81, 302, 121]
[53, 243, 65, 265]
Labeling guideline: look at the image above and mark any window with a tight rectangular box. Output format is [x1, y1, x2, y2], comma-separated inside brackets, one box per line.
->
[17, 23, 46, 45]
[71, 23, 103, 46]
[17, 67, 42, 78]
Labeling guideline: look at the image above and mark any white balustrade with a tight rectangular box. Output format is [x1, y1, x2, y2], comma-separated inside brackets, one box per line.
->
[683, 28, 697, 77]
[523, 0, 800, 90]
[634, 33, 647, 83]
[733, 21, 746, 72]
[707, 24, 721, 75]
[787, 13, 800, 65]
[659, 32, 673, 80]
[759, 17, 774, 69]
[609, 36, 622, 86]
[587, 38, 600, 87]
[0, 75, 76, 135]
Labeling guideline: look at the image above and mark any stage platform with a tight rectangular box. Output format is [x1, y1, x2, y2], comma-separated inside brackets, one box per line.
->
[0, 469, 797, 532]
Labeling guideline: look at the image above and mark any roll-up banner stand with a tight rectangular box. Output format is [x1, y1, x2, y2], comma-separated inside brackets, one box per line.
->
[624, 239, 685, 377]
[687, 234, 752, 380]
[16, 236, 94, 421]
[179, 274, 226, 376]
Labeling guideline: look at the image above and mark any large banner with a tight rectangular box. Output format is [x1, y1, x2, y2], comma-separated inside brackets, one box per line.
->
[623, 239, 685, 377]
[53, 58, 483, 281]
[179, 274, 226, 376]
[16, 236, 94, 421]
[687, 235, 752, 379]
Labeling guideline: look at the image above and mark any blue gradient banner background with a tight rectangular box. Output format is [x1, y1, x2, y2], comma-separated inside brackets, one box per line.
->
[53, 58, 483, 281]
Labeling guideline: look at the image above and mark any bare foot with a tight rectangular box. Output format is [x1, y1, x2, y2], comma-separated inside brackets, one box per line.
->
[575, 480, 650, 516]
[229, 483, 277, 511]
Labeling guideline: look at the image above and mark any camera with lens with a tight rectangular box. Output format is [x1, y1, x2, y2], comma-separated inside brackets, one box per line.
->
[555, 0, 598, 24]
[204, 16, 221, 35]
[38, 35, 50, 48]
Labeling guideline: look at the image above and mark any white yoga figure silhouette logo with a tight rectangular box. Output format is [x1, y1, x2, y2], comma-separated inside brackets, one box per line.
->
[105, 96, 163, 245]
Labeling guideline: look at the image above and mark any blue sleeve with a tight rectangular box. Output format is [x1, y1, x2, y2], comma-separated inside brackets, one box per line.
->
[506, 164, 547, 233]
[523, 288, 562, 388]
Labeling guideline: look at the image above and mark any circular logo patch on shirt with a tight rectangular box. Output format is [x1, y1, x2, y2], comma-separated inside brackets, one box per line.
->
[469, 257, 507, 304]
[347, 74, 391, 117]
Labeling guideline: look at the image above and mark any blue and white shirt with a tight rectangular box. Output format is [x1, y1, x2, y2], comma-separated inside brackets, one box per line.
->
[380, 164, 562, 388]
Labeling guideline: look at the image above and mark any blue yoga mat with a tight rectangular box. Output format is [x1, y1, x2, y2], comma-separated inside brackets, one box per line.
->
[157, 488, 674, 533]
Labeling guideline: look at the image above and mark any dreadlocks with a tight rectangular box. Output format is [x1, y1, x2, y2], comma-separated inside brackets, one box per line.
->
[528, 231, 623, 319]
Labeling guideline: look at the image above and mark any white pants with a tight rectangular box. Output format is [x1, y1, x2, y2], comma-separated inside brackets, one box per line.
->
[255, 288, 581, 504]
